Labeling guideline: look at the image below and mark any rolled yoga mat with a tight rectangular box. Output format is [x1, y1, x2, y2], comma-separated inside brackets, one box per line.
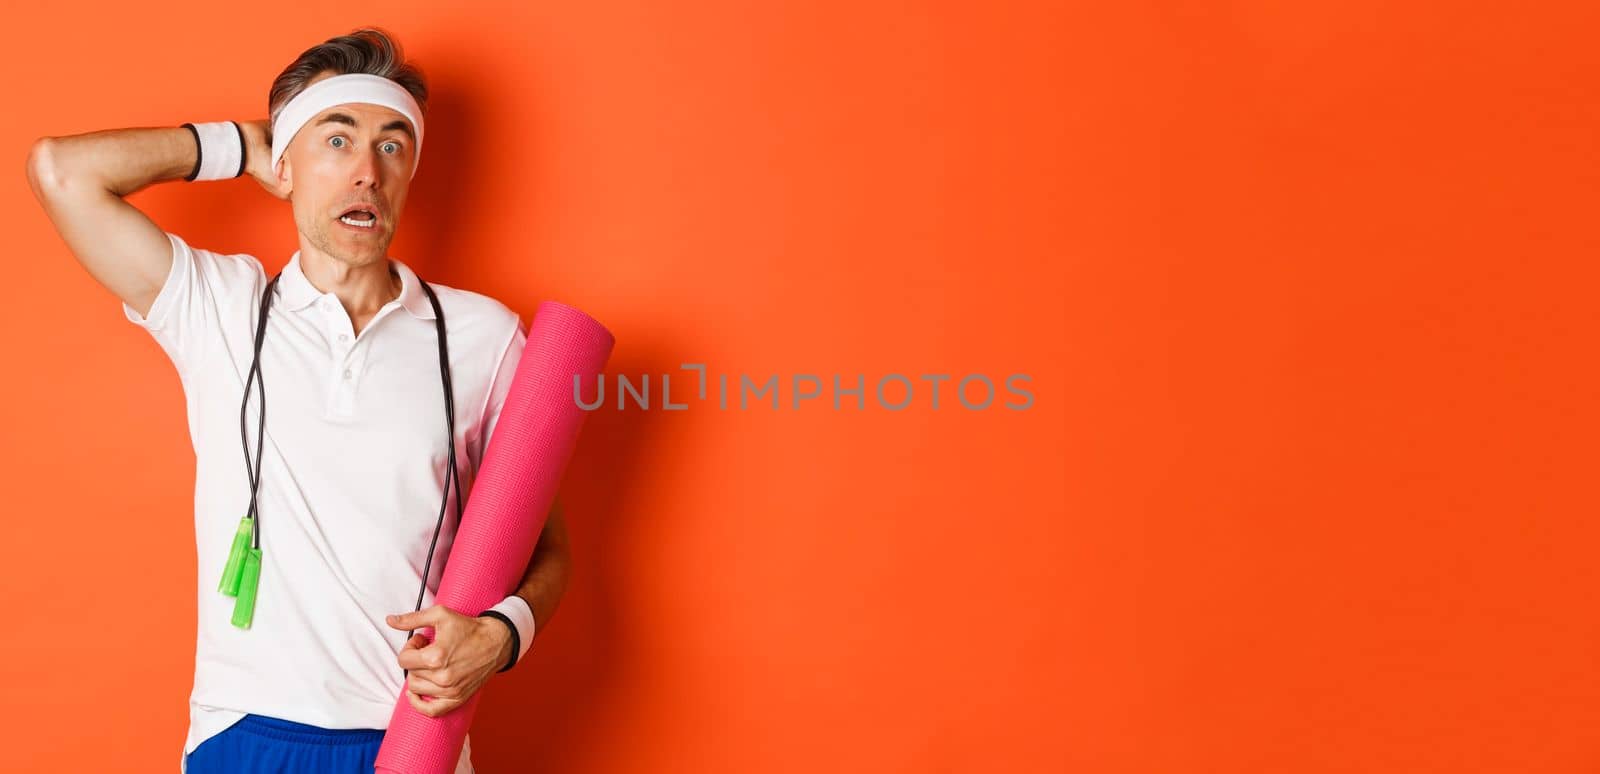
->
[375, 300, 614, 774]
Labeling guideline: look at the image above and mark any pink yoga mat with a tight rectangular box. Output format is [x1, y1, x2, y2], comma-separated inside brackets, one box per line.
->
[375, 300, 613, 773]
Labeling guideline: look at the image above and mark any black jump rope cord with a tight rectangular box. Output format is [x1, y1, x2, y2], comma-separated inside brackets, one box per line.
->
[240, 271, 462, 674]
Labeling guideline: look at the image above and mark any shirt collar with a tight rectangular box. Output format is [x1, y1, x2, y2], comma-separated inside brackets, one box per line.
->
[277, 250, 436, 320]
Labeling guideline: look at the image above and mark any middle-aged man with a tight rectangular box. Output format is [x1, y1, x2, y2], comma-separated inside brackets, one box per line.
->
[24, 27, 570, 773]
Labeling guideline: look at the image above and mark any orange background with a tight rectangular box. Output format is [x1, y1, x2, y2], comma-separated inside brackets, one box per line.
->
[14, 1, 1597, 773]
[1, 2, 1067, 771]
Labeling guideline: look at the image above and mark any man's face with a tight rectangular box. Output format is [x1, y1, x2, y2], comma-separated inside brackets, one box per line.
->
[277, 78, 418, 268]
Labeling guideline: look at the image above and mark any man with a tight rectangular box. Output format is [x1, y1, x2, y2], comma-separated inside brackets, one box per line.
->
[24, 28, 570, 773]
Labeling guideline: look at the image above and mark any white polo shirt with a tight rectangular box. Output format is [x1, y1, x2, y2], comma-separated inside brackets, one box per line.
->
[122, 231, 534, 773]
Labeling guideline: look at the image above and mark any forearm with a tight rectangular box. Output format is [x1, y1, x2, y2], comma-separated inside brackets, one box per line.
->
[511, 501, 571, 641]
[477, 502, 569, 671]
[33, 126, 197, 197]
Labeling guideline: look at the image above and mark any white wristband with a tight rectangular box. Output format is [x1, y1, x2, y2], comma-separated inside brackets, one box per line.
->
[181, 121, 245, 181]
[487, 594, 536, 665]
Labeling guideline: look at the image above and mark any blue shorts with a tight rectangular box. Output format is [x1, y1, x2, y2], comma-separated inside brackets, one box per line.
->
[182, 713, 386, 773]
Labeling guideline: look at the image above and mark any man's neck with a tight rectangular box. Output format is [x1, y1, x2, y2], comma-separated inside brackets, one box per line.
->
[299, 247, 401, 318]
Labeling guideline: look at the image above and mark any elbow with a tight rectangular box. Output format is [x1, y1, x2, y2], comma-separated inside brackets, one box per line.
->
[25, 136, 74, 201]
[26, 136, 99, 201]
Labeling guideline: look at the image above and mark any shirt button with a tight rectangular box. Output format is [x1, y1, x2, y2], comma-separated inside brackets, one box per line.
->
[337, 333, 348, 342]
[343, 368, 353, 380]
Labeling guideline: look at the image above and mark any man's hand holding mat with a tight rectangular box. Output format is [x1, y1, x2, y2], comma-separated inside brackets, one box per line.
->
[386, 605, 518, 719]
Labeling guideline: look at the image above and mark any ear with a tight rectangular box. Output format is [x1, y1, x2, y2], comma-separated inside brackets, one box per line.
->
[276, 155, 293, 197]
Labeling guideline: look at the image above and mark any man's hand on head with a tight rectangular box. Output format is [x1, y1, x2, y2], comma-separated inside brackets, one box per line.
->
[238, 119, 289, 200]
[386, 605, 513, 718]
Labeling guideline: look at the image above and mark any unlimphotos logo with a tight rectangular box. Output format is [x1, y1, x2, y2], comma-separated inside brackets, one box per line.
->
[573, 364, 1034, 411]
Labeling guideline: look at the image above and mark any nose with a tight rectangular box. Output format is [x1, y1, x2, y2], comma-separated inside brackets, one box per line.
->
[351, 145, 381, 189]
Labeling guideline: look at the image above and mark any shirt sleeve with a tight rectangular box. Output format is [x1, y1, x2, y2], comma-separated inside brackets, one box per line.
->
[121, 231, 259, 377]
[467, 315, 528, 474]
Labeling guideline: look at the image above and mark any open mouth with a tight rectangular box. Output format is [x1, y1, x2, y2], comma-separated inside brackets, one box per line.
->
[337, 206, 380, 230]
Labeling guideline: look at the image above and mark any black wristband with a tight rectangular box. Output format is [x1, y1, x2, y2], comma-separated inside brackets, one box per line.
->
[477, 610, 519, 672]
[230, 121, 246, 178]
[179, 123, 202, 182]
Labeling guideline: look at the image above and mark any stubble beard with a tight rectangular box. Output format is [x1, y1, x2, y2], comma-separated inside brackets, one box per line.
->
[306, 214, 393, 269]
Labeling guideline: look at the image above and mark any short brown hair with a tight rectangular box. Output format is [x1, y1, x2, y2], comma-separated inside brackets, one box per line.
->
[268, 27, 429, 126]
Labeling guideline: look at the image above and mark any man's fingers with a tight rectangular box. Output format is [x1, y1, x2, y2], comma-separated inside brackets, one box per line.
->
[397, 635, 446, 672]
[238, 119, 289, 200]
[387, 605, 445, 631]
[404, 689, 434, 716]
[405, 688, 458, 718]
[397, 645, 442, 672]
[407, 672, 453, 698]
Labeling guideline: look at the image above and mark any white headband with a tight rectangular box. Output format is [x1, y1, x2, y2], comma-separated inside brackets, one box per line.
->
[270, 73, 424, 179]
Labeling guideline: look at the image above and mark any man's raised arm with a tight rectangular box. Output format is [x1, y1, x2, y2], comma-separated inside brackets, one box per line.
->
[24, 120, 282, 319]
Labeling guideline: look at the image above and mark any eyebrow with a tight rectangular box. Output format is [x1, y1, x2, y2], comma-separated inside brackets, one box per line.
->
[313, 112, 415, 142]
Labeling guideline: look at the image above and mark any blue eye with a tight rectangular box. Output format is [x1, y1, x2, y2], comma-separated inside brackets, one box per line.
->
[382, 141, 399, 154]
[329, 136, 346, 148]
